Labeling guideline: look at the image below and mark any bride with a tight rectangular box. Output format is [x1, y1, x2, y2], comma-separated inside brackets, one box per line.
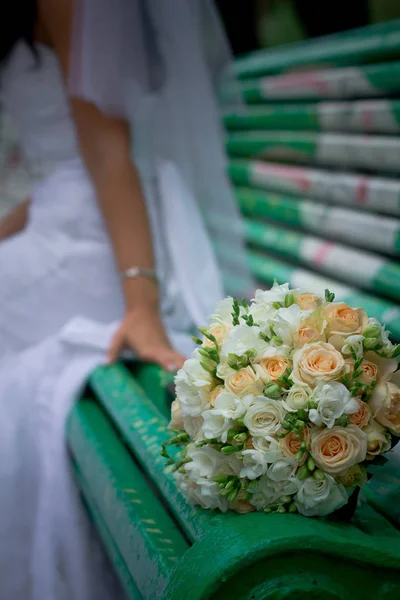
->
[0, 0, 251, 598]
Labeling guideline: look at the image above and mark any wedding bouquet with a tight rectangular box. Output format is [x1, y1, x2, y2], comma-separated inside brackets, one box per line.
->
[163, 283, 400, 518]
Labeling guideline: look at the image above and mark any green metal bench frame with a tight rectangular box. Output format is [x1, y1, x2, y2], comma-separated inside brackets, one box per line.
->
[68, 363, 400, 600]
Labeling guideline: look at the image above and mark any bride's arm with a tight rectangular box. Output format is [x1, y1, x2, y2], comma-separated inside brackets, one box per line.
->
[38, 0, 185, 370]
[0, 199, 30, 241]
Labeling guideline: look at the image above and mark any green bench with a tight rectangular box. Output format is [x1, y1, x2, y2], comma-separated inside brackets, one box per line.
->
[68, 362, 400, 600]
[68, 21, 400, 599]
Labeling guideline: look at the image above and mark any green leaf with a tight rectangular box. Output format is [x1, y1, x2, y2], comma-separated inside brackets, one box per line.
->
[324, 289, 335, 302]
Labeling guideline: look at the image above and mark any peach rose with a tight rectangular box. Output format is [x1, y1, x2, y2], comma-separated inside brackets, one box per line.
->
[349, 398, 371, 428]
[291, 342, 345, 388]
[336, 464, 367, 489]
[203, 323, 231, 348]
[280, 426, 311, 462]
[296, 293, 321, 311]
[369, 380, 400, 435]
[363, 420, 391, 459]
[254, 356, 291, 384]
[231, 490, 257, 514]
[294, 320, 326, 348]
[209, 385, 224, 407]
[168, 399, 184, 430]
[325, 302, 368, 338]
[224, 366, 263, 397]
[311, 425, 367, 474]
[364, 351, 398, 383]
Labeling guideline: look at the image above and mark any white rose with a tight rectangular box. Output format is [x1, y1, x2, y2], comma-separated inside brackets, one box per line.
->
[221, 324, 266, 359]
[243, 398, 285, 437]
[272, 304, 302, 346]
[282, 385, 312, 412]
[213, 391, 246, 420]
[258, 474, 299, 502]
[240, 449, 269, 480]
[201, 410, 232, 443]
[267, 456, 297, 482]
[309, 382, 359, 428]
[252, 436, 282, 462]
[295, 475, 348, 517]
[224, 366, 263, 397]
[185, 444, 223, 479]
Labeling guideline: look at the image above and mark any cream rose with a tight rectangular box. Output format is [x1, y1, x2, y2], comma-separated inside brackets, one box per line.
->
[325, 302, 368, 338]
[295, 293, 321, 311]
[225, 366, 263, 397]
[243, 398, 285, 437]
[311, 425, 367, 474]
[282, 385, 312, 412]
[280, 426, 311, 461]
[369, 380, 400, 435]
[363, 419, 391, 459]
[291, 342, 345, 388]
[349, 398, 371, 428]
[254, 356, 291, 384]
[336, 464, 367, 489]
[203, 323, 231, 348]
[168, 399, 184, 430]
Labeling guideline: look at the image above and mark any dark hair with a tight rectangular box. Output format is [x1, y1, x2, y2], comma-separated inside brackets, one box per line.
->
[0, 1, 38, 64]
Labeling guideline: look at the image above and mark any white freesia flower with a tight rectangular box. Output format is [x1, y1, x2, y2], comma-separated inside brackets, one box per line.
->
[261, 345, 291, 359]
[341, 335, 365, 358]
[267, 457, 297, 482]
[248, 301, 276, 332]
[221, 324, 266, 359]
[210, 297, 239, 326]
[309, 382, 359, 428]
[282, 385, 312, 412]
[185, 444, 223, 479]
[240, 450, 269, 480]
[295, 475, 348, 517]
[175, 354, 213, 417]
[201, 410, 232, 443]
[183, 416, 204, 441]
[244, 398, 285, 437]
[175, 375, 210, 417]
[213, 391, 246, 420]
[252, 436, 282, 461]
[272, 304, 302, 346]
[253, 282, 297, 305]
[188, 477, 229, 512]
[366, 317, 392, 349]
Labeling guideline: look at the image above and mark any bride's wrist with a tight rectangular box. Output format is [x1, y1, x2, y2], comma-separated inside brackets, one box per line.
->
[122, 277, 160, 313]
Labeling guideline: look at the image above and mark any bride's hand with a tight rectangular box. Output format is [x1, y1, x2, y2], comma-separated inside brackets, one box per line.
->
[107, 305, 186, 371]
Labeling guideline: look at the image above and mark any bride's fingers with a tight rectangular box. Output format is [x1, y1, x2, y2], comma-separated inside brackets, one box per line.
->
[141, 347, 186, 372]
[107, 326, 126, 364]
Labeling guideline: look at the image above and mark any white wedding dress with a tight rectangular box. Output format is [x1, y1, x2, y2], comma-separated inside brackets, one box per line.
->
[0, 24, 233, 599]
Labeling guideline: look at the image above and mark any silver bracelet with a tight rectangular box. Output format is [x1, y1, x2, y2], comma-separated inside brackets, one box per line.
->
[120, 266, 158, 282]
